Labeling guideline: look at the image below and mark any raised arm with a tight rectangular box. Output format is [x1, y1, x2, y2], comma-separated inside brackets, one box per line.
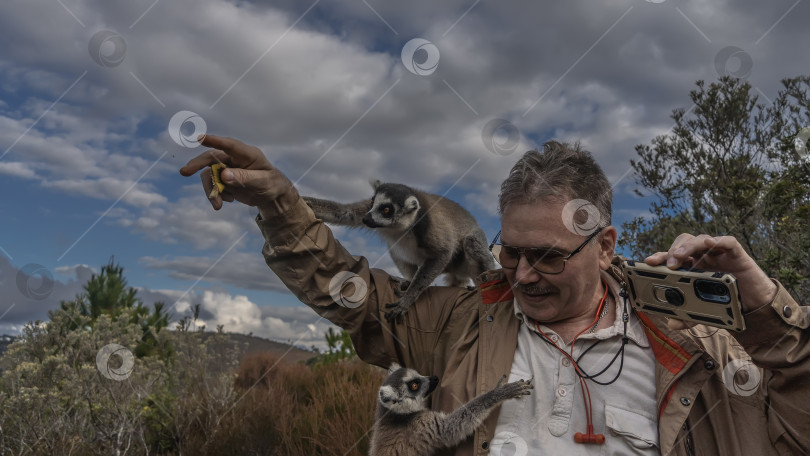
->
[646, 233, 810, 453]
[179, 134, 470, 374]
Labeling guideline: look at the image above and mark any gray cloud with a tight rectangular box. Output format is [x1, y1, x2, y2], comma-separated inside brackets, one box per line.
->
[139, 225, 401, 292]
[149, 288, 338, 350]
[0, 256, 88, 333]
[54, 263, 96, 281]
[140, 251, 289, 293]
[109, 188, 260, 250]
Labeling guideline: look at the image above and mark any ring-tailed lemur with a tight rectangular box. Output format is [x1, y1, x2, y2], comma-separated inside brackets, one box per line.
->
[303, 181, 495, 321]
[369, 363, 533, 456]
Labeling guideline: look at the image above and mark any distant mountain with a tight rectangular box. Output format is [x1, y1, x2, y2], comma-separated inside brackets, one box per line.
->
[205, 332, 317, 365]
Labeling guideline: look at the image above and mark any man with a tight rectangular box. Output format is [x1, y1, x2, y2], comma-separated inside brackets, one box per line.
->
[180, 134, 809, 455]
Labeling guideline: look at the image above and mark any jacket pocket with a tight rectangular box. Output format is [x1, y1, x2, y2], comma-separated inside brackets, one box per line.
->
[603, 402, 658, 452]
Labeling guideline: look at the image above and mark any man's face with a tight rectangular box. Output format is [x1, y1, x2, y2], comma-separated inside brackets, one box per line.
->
[499, 197, 616, 324]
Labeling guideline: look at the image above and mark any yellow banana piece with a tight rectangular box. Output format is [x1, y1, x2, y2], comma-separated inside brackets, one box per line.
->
[208, 163, 227, 199]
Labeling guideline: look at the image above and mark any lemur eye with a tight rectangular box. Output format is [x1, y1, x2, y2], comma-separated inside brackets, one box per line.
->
[383, 207, 391, 214]
[410, 381, 419, 391]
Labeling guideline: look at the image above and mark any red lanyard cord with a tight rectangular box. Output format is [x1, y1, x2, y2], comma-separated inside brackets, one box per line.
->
[574, 294, 629, 385]
[532, 279, 630, 445]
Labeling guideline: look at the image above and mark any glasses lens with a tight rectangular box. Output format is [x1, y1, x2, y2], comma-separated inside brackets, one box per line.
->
[492, 245, 518, 268]
[492, 244, 566, 273]
[524, 249, 565, 274]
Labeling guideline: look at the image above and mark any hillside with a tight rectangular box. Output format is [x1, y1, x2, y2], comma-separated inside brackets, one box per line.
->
[206, 332, 317, 365]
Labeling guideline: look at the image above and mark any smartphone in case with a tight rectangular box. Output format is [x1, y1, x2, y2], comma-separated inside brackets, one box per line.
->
[620, 260, 746, 332]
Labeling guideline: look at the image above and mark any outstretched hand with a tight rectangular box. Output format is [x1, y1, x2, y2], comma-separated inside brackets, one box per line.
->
[178, 135, 296, 213]
[645, 233, 778, 329]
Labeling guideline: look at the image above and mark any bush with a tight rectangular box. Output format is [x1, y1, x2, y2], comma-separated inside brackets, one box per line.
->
[0, 306, 172, 455]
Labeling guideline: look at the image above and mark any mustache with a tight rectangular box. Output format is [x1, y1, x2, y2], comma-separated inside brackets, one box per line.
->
[513, 283, 557, 294]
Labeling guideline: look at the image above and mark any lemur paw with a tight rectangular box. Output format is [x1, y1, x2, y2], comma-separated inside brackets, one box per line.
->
[495, 377, 534, 399]
[393, 280, 411, 298]
[384, 301, 410, 322]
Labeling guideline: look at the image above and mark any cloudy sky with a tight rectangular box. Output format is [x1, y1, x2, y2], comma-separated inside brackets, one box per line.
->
[1, 0, 807, 348]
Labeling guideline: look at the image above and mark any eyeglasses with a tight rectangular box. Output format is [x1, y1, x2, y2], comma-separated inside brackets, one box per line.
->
[489, 226, 604, 275]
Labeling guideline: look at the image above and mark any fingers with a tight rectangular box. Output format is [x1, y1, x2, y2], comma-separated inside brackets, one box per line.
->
[220, 191, 235, 203]
[645, 233, 739, 269]
[644, 251, 668, 266]
[199, 134, 241, 152]
[644, 234, 694, 267]
[179, 149, 230, 176]
[199, 134, 268, 167]
[179, 134, 271, 177]
[221, 167, 275, 192]
[666, 318, 697, 331]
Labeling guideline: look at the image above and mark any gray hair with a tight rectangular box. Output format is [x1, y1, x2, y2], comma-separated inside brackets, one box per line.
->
[498, 141, 612, 228]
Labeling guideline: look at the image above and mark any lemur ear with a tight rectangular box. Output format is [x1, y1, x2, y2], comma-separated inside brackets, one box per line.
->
[370, 179, 382, 191]
[388, 362, 401, 374]
[404, 196, 419, 212]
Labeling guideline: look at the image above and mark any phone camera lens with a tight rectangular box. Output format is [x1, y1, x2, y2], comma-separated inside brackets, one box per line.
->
[664, 288, 685, 306]
[694, 279, 731, 304]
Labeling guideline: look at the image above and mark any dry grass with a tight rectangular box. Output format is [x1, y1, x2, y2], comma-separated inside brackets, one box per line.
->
[180, 352, 386, 456]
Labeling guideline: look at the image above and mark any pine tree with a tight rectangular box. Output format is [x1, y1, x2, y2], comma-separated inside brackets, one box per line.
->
[60, 257, 172, 358]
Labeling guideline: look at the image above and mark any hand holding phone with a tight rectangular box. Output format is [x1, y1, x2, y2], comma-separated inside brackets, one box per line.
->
[644, 234, 777, 313]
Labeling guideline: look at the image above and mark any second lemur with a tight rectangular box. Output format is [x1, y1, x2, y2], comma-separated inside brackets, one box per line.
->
[303, 181, 495, 321]
[369, 363, 533, 456]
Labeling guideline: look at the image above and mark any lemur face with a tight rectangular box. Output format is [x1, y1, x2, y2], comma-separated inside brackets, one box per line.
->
[378, 364, 439, 414]
[363, 184, 420, 229]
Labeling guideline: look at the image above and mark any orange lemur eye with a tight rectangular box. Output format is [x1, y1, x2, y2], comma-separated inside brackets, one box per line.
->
[410, 381, 419, 391]
[383, 207, 391, 214]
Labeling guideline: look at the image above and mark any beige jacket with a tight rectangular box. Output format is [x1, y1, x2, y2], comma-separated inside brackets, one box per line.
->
[256, 198, 810, 456]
